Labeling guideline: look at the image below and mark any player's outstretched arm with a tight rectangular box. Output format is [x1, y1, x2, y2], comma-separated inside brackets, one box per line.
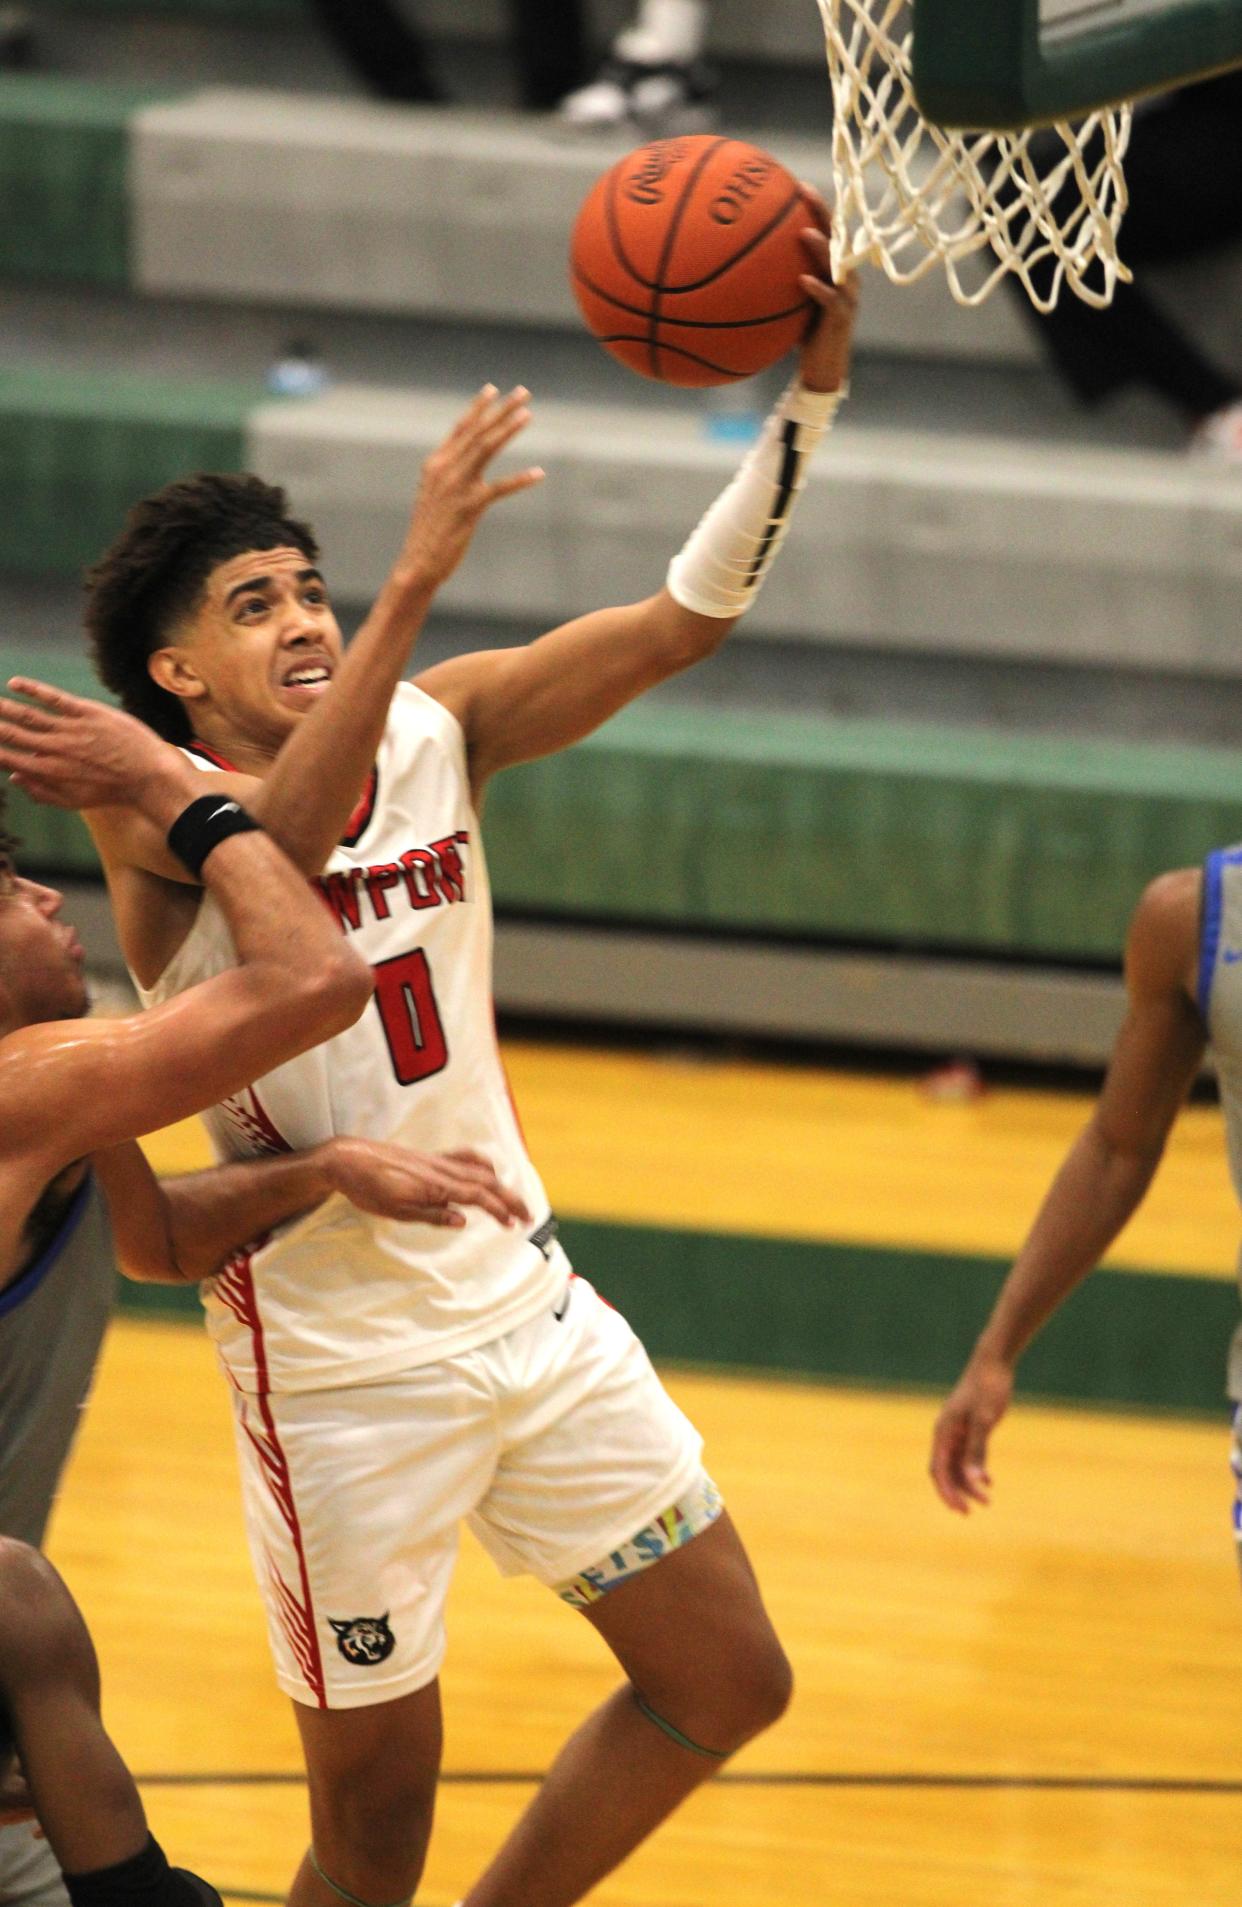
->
[87, 387, 543, 895]
[929, 869, 1205, 1514]
[0, 681, 371, 1184]
[418, 192, 858, 800]
[95, 1137, 531, 1285]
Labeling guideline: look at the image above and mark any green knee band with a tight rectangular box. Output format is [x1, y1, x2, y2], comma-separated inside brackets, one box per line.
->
[309, 1847, 411, 1907]
[634, 1691, 729, 1760]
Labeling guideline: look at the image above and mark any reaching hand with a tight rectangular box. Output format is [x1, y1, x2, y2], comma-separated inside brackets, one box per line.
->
[929, 1356, 1014, 1514]
[322, 1137, 532, 1231]
[795, 184, 860, 395]
[0, 679, 194, 825]
[396, 386, 545, 593]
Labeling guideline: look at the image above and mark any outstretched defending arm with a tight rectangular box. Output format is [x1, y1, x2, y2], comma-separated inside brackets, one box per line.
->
[929, 869, 1206, 1514]
[0, 682, 371, 1190]
[417, 193, 857, 799]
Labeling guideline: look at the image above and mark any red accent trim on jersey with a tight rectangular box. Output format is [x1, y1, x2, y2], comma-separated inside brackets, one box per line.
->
[183, 744, 379, 851]
[215, 1243, 328, 1708]
[184, 741, 235, 772]
[223, 1086, 294, 1157]
[340, 767, 379, 849]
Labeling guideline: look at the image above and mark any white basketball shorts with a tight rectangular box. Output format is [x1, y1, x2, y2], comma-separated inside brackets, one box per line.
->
[229, 1275, 709, 1709]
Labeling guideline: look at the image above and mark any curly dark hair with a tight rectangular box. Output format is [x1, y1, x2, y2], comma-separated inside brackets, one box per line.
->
[85, 473, 319, 743]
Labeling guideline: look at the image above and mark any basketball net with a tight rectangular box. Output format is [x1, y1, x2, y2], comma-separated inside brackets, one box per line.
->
[817, 0, 1133, 309]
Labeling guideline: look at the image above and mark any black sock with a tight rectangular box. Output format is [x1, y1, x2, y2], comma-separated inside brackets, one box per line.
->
[64, 1836, 222, 1907]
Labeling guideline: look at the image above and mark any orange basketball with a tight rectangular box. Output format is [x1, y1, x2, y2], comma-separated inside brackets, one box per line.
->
[569, 135, 816, 388]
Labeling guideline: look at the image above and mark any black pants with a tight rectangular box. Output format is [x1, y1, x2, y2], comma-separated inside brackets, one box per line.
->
[309, 0, 590, 109]
[1008, 71, 1242, 417]
[508, 0, 590, 106]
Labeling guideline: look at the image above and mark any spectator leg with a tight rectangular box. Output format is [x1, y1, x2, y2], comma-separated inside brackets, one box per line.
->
[306, 0, 446, 103]
[506, 0, 591, 107]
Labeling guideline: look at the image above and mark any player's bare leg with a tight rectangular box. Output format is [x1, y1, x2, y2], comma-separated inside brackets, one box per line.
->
[287, 1680, 443, 1907]
[461, 1511, 790, 1907]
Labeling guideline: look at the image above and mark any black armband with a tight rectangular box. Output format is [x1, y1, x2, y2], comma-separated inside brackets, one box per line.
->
[166, 794, 262, 879]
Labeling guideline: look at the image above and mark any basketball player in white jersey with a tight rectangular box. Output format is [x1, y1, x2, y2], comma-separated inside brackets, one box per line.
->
[84, 205, 856, 1907]
[929, 860, 1235, 1520]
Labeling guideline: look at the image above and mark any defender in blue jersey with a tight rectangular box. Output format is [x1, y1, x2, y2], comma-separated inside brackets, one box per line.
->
[929, 859, 1238, 1524]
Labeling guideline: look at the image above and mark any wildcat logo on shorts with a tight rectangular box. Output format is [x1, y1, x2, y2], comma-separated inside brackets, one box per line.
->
[329, 1614, 396, 1666]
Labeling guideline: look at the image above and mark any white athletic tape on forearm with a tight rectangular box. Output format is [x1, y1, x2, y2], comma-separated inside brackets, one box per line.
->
[667, 380, 845, 619]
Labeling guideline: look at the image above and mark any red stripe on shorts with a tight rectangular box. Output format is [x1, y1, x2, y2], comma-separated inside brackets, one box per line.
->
[216, 1244, 328, 1708]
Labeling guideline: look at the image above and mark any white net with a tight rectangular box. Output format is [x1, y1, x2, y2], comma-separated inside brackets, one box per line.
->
[818, 0, 1133, 309]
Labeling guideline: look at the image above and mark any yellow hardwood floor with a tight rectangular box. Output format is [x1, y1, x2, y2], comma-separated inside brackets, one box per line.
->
[144, 1039, 1241, 1279]
[50, 1318, 1242, 1907]
[49, 1039, 1242, 1902]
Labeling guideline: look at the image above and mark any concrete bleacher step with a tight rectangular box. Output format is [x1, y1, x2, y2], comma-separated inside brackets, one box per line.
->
[4, 358, 1239, 671]
[129, 90, 1041, 367]
[0, 75, 1037, 365]
[252, 383, 1242, 671]
[32, 0, 828, 65]
[129, 86, 1239, 380]
[6, 72, 1242, 382]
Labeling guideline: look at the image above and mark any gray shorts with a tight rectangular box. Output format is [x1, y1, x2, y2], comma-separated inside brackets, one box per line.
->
[0, 1826, 65, 1906]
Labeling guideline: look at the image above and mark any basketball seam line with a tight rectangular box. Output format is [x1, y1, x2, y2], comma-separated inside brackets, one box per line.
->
[593, 166, 804, 300]
[571, 259, 810, 331]
[601, 145, 730, 297]
[589, 336, 785, 374]
[657, 186, 810, 297]
[648, 137, 730, 379]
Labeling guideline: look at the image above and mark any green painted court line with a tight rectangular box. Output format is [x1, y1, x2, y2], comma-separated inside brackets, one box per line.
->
[117, 1220, 1242, 1416]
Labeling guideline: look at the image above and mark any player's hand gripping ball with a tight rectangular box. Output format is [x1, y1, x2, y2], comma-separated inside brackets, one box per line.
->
[570, 134, 819, 387]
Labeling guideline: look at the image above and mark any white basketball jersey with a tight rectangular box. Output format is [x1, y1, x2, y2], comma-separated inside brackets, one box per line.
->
[140, 682, 569, 1394]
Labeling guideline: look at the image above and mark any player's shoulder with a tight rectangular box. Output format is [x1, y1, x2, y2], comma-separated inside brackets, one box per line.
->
[179, 741, 229, 773]
[1134, 865, 1202, 929]
[0, 1018, 114, 1170]
[1126, 867, 1202, 994]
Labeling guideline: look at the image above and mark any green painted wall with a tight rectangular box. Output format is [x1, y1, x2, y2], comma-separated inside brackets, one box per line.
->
[483, 704, 1242, 961]
[0, 367, 255, 579]
[0, 76, 179, 284]
[8, 677, 1242, 957]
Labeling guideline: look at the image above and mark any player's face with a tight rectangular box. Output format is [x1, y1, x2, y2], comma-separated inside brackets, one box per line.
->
[0, 858, 89, 1026]
[157, 546, 345, 750]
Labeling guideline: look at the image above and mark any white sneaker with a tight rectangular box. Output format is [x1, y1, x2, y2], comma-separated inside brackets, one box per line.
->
[556, 57, 717, 135]
[1190, 399, 1242, 462]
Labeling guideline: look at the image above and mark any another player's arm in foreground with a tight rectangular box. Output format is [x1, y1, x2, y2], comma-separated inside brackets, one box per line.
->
[418, 199, 859, 798]
[929, 869, 1206, 1514]
[87, 388, 543, 892]
[0, 683, 371, 1191]
[94, 1136, 530, 1285]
